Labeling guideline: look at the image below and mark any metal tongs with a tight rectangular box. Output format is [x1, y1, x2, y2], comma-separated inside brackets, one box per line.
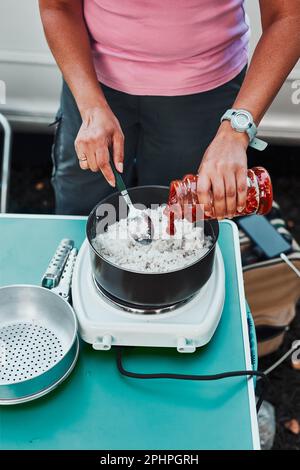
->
[41, 238, 78, 302]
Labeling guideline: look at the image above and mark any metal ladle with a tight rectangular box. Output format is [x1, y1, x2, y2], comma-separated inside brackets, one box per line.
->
[110, 159, 153, 244]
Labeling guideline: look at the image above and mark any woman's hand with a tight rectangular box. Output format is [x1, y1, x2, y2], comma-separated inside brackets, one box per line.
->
[74, 105, 124, 186]
[197, 121, 248, 219]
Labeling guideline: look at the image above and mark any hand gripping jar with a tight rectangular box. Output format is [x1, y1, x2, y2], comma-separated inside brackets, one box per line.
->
[167, 166, 273, 233]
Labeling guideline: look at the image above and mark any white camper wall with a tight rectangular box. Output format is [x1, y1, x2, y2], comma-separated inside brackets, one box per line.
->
[0, 0, 299, 141]
[0, 0, 60, 129]
[245, 0, 300, 143]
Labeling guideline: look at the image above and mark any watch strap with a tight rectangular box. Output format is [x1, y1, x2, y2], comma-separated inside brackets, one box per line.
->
[221, 108, 268, 151]
[221, 109, 236, 122]
[249, 137, 268, 151]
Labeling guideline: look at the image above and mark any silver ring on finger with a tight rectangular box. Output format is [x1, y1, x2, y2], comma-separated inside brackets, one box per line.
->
[78, 154, 88, 162]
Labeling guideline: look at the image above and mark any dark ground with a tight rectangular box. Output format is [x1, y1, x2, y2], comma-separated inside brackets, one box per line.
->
[0, 132, 300, 449]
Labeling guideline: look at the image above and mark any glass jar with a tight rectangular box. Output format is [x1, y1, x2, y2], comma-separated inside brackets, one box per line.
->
[167, 166, 273, 232]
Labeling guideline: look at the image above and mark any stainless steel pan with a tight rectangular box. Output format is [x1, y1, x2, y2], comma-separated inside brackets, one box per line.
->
[0, 240, 78, 405]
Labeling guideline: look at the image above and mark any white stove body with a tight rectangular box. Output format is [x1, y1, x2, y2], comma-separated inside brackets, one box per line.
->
[72, 240, 225, 353]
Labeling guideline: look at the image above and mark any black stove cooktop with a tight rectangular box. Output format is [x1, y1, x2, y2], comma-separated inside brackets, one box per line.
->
[92, 277, 194, 315]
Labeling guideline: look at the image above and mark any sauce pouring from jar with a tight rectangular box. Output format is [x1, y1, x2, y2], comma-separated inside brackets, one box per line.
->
[165, 166, 273, 235]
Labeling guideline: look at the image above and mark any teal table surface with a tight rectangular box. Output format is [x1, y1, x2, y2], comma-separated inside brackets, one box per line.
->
[0, 215, 259, 450]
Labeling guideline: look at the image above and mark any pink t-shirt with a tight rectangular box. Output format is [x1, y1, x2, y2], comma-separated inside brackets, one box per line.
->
[84, 0, 249, 96]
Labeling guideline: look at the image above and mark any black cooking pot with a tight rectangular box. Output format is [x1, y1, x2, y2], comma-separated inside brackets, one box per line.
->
[86, 186, 219, 308]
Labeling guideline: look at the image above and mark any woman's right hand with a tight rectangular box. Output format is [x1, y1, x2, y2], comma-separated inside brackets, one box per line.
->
[74, 105, 124, 187]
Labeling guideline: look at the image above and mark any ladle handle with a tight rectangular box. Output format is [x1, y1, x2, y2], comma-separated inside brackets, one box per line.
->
[110, 152, 134, 209]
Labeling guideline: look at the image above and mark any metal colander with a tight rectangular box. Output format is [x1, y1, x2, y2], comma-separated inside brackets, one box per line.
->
[0, 241, 79, 405]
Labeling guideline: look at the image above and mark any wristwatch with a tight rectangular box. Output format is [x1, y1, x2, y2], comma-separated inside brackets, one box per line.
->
[221, 109, 268, 151]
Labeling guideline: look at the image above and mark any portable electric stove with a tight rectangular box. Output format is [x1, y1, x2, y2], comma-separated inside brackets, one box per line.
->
[72, 239, 225, 353]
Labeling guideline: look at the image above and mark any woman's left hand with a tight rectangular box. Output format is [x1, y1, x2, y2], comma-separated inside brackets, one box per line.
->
[197, 121, 249, 219]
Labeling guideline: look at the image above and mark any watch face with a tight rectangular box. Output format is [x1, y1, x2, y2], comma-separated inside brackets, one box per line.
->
[233, 110, 252, 130]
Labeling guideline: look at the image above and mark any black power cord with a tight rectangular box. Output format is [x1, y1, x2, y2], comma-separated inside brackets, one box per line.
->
[116, 346, 269, 412]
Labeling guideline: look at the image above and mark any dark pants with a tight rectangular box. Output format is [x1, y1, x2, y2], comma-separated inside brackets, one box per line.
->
[52, 68, 246, 215]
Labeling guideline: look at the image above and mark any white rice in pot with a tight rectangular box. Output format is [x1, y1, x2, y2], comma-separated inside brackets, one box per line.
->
[92, 206, 212, 273]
